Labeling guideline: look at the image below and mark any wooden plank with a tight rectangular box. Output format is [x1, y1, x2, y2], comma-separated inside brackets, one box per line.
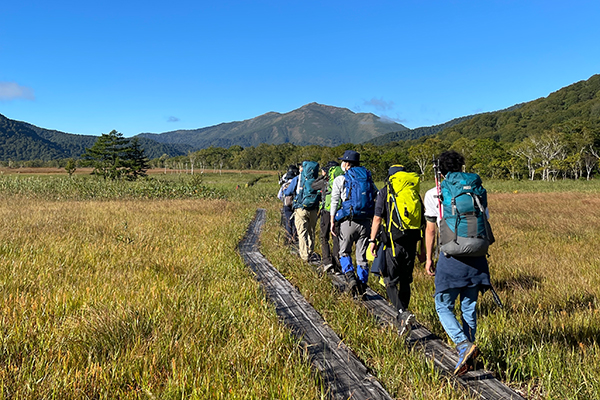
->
[239, 209, 393, 400]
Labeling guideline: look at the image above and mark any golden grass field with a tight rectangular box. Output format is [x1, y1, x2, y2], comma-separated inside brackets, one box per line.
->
[0, 173, 599, 399]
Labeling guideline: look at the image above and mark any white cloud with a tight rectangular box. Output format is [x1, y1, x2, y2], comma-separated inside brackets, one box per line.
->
[0, 82, 35, 101]
[379, 115, 405, 124]
[364, 97, 394, 111]
[167, 116, 180, 122]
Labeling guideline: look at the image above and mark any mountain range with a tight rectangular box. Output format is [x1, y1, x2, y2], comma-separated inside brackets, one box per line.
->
[1, 74, 599, 161]
[0, 103, 405, 161]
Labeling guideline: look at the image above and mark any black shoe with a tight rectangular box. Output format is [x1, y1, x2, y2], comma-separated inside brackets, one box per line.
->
[308, 253, 321, 265]
[322, 263, 335, 274]
[397, 310, 415, 336]
[345, 271, 358, 295]
[357, 281, 368, 298]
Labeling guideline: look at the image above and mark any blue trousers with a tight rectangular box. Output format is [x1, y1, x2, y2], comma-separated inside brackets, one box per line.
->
[434, 286, 479, 345]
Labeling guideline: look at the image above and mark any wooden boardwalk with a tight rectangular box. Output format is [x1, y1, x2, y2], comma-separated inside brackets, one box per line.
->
[239, 209, 525, 400]
[239, 209, 393, 400]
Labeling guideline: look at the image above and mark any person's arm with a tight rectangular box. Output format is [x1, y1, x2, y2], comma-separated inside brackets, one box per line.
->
[368, 215, 382, 258]
[329, 176, 343, 236]
[424, 220, 437, 276]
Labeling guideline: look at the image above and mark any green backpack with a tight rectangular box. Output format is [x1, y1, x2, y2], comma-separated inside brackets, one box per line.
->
[384, 166, 423, 254]
[324, 166, 344, 212]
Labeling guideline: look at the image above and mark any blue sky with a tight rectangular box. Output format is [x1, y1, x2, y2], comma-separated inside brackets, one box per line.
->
[1, 0, 599, 137]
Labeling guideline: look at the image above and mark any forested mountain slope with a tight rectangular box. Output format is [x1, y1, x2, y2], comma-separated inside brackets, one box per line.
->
[137, 102, 407, 149]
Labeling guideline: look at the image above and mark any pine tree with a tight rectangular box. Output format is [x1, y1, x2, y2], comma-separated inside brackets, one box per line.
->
[124, 137, 150, 180]
[81, 130, 131, 180]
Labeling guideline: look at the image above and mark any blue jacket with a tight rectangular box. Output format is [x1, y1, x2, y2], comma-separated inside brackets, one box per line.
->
[283, 176, 298, 197]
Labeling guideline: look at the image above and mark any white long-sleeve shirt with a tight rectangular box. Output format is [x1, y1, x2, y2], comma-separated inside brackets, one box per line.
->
[329, 174, 347, 217]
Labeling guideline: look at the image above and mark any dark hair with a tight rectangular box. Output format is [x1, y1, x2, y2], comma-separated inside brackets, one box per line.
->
[322, 160, 339, 173]
[346, 160, 360, 167]
[439, 150, 465, 175]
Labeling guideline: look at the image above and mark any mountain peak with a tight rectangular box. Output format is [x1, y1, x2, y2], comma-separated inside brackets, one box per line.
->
[137, 103, 407, 149]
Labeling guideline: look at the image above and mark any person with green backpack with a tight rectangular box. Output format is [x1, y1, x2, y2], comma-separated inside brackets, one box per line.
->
[311, 161, 344, 274]
[424, 150, 493, 376]
[368, 165, 425, 336]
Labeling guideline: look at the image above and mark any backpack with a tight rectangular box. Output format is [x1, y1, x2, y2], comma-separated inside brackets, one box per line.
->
[293, 161, 320, 210]
[439, 172, 495, 257]
[384, 168, 423, 246]
[334, 166, 377, 222]
[281, 181, 294, 207]
[324, 166, 344, 212]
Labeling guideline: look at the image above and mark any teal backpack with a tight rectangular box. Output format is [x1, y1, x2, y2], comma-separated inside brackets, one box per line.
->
[439, 172, 494, 257]
[293, 161, 320, 210]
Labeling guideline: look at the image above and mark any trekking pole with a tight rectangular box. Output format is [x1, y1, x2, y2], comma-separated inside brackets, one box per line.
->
[432, 156, 442, 221]
[490, 287, 504, 309]
[432, 156, 442, 260]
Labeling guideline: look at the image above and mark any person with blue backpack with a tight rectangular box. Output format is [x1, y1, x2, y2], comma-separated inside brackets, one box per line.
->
[329, 150, 378, 297]
[288, 160, 321, 263]
[424, 150, 494, 376]
[278, 164, 300, 245]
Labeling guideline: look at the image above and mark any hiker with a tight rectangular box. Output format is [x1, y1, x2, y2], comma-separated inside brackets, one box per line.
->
[288, 161, 321, 263]
[424, 150, 493, 376]
[330, 150, 378, 297]
[311, 161, 343, 274]
[278, 164, 299, 244]
[368, 165, 425, 335]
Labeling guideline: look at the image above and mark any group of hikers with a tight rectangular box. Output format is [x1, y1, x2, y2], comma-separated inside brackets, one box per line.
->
[277, 149, 494, 376]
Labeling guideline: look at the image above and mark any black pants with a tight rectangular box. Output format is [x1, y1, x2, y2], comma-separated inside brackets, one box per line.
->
[383, 234, 419, 312]
[319, 210, 340, 269]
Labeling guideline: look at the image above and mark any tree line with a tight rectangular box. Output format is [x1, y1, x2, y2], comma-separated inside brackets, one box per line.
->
[150, 125, 599, 181]
[2, 128, 598, 182]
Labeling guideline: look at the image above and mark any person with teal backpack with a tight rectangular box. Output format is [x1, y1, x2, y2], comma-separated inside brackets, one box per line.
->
[424, 150, 493, 376]
[329, 150, 378, 297]
[311, 161, 343, 274]
[368, 165, 425, 336]
[292, 161, 321, 263]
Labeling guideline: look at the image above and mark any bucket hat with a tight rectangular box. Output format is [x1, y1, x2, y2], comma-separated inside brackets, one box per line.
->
[338, 150, 360, 163]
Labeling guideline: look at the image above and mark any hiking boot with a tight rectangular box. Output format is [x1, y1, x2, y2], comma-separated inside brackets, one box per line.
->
[322, 263, 334, 274]
[454, 341, 478, 376]
[357, 281, 369, 299]
[397, 310, 415, 336]
[345, 271, 358, 295]
[308, 253, 321, 265]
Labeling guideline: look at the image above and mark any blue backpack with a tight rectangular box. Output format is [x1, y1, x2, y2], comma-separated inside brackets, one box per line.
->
[439, 172, 494, 257]
[293, 161, 320, 210]
[334, 166, 377, 222]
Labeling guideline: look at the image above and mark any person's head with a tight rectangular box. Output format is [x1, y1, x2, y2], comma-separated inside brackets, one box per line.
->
[322, 160, 339, 175]
[438, 150, 465, 176]
[286, 164, 299, 179]
[387, 165, 406, 178]
[337, 150, 360, 171]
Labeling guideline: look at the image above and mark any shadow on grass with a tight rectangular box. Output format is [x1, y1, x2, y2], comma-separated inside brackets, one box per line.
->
[493, 273, 542, 292]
